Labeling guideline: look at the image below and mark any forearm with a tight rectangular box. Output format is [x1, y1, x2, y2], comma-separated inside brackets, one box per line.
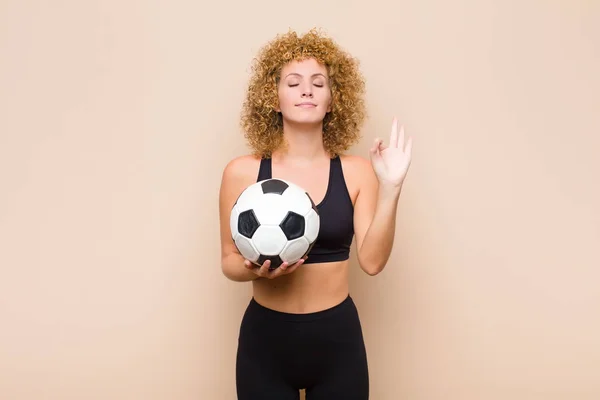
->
[358, 184, 403, 275]
[221, 253, 260, 282]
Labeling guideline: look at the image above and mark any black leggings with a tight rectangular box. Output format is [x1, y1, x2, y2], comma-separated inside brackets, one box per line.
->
[235, 295, 369, 399]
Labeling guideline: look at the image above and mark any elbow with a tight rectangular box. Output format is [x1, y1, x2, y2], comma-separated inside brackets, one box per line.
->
[221, 264, 233, 280]
[358, 258, 386, 276]
[221, 265, 242, 282]
[221, 255, 257, 282]
[220, 257, 236, 281]
[364, 265, 384, 276]
[221, 262, 241, 282]
[357, 244, 391, 276]
[357, 238, 391, 276]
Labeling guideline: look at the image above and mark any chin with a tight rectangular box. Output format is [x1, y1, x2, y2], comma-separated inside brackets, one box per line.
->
[285, 118, 325, 128]
[285, 113, 327, 126]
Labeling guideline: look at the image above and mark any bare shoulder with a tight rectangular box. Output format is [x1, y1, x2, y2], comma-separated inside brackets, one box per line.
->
[221, 154, 262, 185]
[339, 154, 377, 184]
[220, 154, 262, 206]
[339, 154, 373, 174]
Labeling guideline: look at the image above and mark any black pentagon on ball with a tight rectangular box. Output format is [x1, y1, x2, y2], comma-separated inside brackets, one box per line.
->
[261, 179, 289, 195]
[279, 211, 305, 240]
[238, 209, 260, 238]
[257, 254, 284, 270]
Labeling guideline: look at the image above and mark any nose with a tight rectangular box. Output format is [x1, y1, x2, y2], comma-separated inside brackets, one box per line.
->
[301, 84, 313, 98]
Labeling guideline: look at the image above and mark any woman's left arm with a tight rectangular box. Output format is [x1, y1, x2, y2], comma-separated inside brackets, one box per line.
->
[353, 118, 413, 276]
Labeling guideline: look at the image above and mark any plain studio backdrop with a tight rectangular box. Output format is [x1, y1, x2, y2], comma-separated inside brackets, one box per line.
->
[1, 1, 599, 399]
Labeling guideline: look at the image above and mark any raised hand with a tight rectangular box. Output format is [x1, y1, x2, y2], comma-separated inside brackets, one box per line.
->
[369, 117, 413, 187]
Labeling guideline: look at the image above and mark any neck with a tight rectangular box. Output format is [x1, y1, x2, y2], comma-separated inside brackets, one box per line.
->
[274, 121, 328, 162]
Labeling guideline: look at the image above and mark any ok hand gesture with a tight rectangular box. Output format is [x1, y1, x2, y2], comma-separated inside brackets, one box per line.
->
[369, 117, 413, 187]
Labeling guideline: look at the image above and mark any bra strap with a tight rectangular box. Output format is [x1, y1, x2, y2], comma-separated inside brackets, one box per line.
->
[257, 158, 272, 182]
[331, 155, 343, 179]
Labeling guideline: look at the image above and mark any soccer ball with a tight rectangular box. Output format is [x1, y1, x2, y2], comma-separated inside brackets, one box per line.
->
[230, 178, 320, 269]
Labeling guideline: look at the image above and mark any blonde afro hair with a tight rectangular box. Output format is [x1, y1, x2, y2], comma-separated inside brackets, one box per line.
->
[240, 28, 367, 158]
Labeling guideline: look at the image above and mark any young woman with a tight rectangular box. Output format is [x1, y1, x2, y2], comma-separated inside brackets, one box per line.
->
[218, 29, 413, 400]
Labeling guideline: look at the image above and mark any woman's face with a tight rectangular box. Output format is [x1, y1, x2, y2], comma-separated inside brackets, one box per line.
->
[276, 58, 332, 126]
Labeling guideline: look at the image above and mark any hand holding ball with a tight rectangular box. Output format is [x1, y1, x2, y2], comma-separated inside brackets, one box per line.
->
[230, 179, 320, 275]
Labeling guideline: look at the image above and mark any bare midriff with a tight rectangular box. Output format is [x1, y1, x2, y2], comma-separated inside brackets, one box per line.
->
[251, 260, 350, 313]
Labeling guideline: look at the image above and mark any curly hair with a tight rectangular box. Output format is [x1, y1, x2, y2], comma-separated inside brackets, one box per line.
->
[240, 28, 367, 158]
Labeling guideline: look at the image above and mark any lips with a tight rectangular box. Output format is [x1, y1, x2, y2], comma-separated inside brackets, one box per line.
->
[296, 102, 317, 107]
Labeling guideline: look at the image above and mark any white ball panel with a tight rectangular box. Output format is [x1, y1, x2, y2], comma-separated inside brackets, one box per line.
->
[252, 226, 288, 256]
[304, 209, 320, 243]
[280, 184, 312, 216]
[235, 183, 264, 212]
[252, 193, 289, 225]
[280, 237, 310, 263]
[230, 204, 240, 240]
[234, 235, 260, 262]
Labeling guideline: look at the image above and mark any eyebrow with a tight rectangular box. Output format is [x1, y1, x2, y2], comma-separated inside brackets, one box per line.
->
[284, 72, 327, 79]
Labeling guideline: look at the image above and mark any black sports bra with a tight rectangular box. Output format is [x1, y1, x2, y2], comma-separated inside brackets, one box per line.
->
[257, 155, 354, 264]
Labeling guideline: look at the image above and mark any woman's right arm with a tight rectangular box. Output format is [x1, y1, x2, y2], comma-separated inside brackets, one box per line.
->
[219, 156, 262, 282]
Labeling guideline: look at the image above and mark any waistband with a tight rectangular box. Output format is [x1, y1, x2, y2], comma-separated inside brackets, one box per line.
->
[247, 294, 354, 322]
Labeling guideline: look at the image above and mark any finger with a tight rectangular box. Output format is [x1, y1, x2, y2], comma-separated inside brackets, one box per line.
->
[369, 138, 380, 154]
[265, 261, 290, 279]
[257, 259, 271, 277]
[284, 259, 304, 274]
[244, 260, 253, 269]
[405, 136, 413, 158]
[398, 124, 405, 150]
[389, 117, 399, 148]
[370, 138, 385, 156]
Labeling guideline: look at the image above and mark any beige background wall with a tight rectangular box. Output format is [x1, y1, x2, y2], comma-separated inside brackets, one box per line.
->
[1, 1, 599, 399]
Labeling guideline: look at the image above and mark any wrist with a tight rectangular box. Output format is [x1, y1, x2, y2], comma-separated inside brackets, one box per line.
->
[378, 181, 403, 199]
[222, 254, 261, 282]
